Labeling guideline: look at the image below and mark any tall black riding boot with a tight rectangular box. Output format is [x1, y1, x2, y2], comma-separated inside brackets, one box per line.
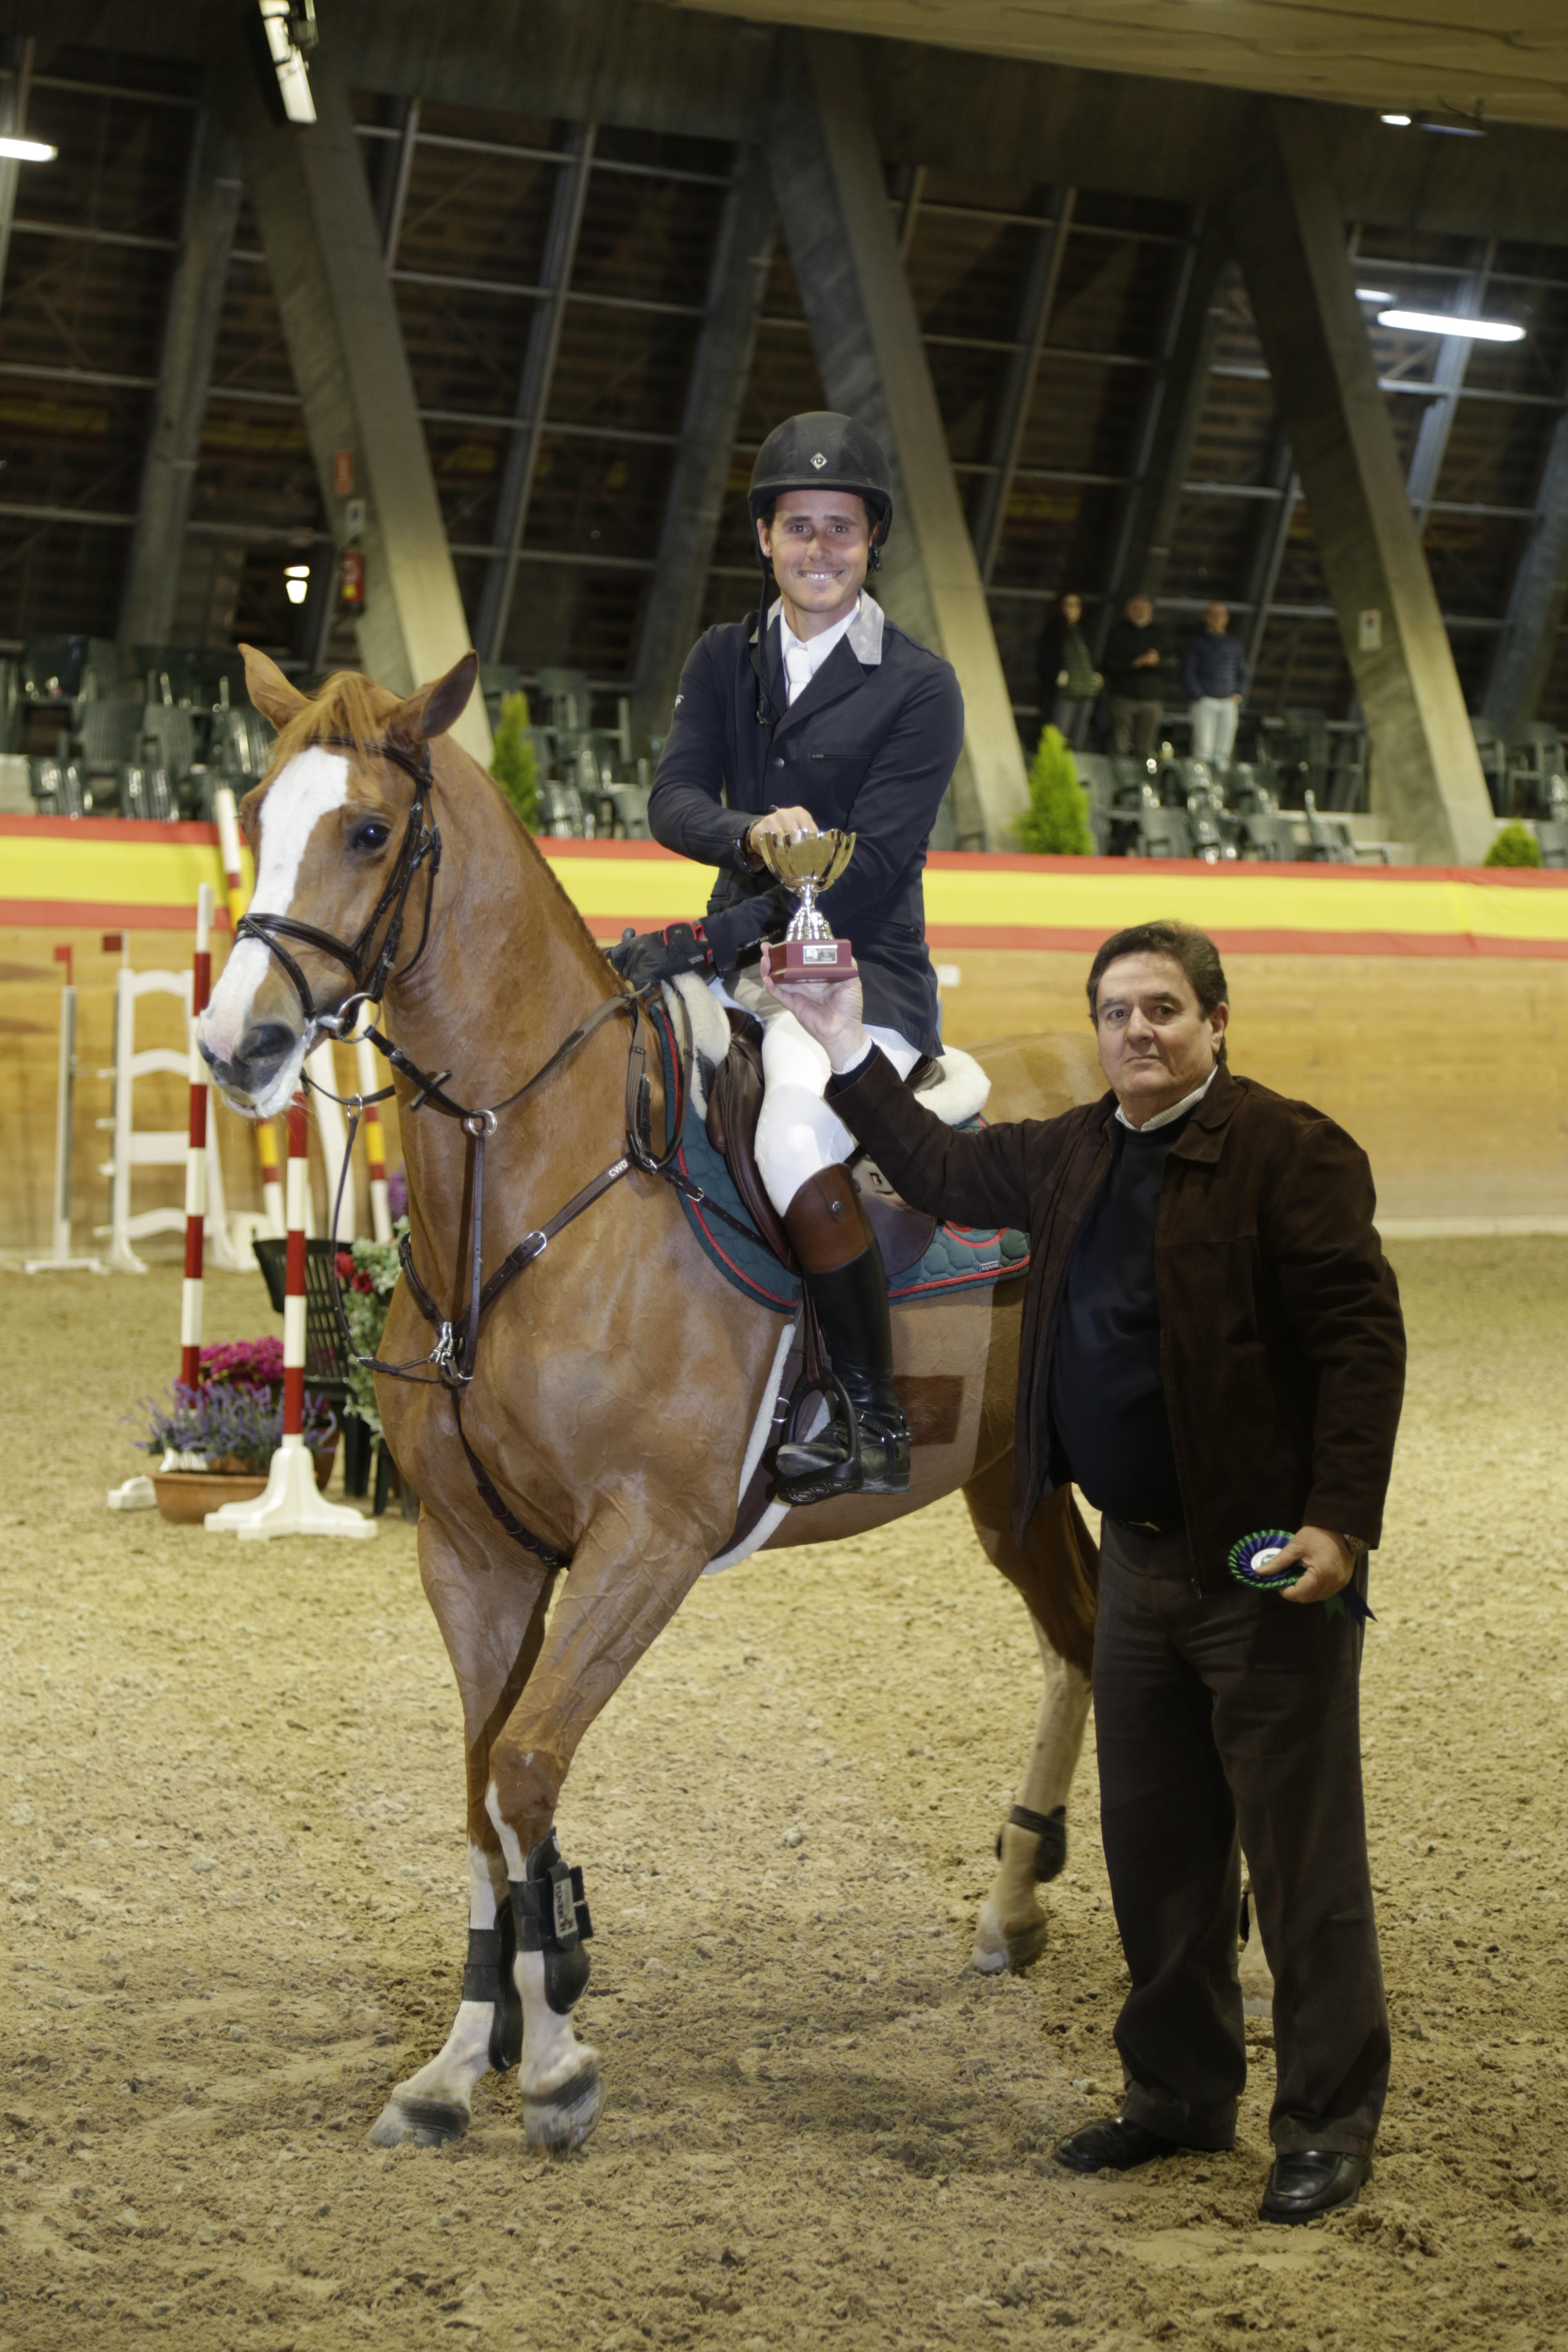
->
[774, 1165, 911, 1506]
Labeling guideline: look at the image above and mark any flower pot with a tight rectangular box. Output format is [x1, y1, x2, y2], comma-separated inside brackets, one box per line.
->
[150, 1449, 336, 1524]
[153, 1470, 267, 1523]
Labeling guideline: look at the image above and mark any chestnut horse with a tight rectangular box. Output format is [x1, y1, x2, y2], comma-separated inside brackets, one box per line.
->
[199, 647, 1097, 2155]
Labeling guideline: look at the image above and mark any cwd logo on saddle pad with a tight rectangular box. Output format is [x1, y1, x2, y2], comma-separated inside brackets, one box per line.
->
[553, 1877, 578, 1942]
[810, 451, 827, 469]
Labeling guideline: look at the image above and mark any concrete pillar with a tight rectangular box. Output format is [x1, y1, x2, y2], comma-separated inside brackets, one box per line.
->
[1102, 214, 1231, 619]
[1227, 102, 1492, 864]
[764, 29, 1028, 850]
[632, 145, 775, 753]
[119, 109, 244, 650]
[1483, 405, 1568, 739]
[225, 50, 491, 762]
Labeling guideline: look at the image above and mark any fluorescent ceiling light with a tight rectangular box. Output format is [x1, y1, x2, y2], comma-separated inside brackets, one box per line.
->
[258, 0, 315, 124]
[0, 135, 57, 163]
[1356, 287, 1396, 303]
[1377, 308, 1525, 343]
[1380, 113, 1412, 126]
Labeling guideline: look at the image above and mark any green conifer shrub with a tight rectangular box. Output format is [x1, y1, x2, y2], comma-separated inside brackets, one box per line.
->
[1015, 724, 1096, 856]
[1483, 820, 1544, 869]
[491, 690, 540, 831]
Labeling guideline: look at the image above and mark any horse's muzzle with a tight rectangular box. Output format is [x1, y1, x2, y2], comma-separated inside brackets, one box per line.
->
[200, 1019, 298, 1103]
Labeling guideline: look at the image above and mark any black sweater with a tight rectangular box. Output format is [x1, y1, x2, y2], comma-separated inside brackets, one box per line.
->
[1047, 1111, 1192, 1529]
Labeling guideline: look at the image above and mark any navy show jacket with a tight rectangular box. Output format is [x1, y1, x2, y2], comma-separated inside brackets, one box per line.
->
[647, 596, 964, 1057]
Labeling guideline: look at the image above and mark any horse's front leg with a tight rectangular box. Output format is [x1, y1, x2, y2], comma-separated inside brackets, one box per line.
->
[368, 1508, 555, 2148]
[485, 1508, 715, 2154]
[962, 1466, 1097, 1973]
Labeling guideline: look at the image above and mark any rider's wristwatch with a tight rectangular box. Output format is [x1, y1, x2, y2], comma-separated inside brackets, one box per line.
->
[1340, 1532, 1369, 1562]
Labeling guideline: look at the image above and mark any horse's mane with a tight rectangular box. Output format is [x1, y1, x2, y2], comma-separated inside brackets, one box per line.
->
[260, 668, 403, 783]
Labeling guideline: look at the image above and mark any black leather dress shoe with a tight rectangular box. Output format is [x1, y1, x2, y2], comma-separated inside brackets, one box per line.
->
[1054, 2115, 1186, 2173]
[1259, 2149, 1371, 2224]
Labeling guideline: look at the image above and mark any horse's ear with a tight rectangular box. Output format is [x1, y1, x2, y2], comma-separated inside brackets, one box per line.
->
[394, 650, 479, 744]
[241, 643, 307, 730]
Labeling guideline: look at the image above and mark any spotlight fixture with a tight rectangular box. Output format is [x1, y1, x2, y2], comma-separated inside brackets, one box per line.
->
[284, 563, 311, 606]
[1355, 287, 1396, 303]
[0, 135, 57, 162]
[1380, 113, 1412, 127]
[255, 0, 316, 125]
[1377, 308, 1525, 343]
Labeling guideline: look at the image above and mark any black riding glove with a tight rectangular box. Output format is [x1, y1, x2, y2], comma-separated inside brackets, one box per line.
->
[608, 921, 715, 991]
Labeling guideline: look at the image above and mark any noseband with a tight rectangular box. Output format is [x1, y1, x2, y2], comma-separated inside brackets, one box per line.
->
[234, 734, 441, 1036]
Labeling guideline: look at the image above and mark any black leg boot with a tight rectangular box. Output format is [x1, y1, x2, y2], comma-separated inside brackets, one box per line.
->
[774, 1165, 910, 1506]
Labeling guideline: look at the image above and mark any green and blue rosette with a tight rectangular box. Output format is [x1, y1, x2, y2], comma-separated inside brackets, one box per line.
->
[1228, 1530, 1299, 1594]
[1227, 1529, 1374, 1622]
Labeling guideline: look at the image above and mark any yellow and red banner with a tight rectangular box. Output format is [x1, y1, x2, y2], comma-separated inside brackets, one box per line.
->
[6, 817, 1568, 961]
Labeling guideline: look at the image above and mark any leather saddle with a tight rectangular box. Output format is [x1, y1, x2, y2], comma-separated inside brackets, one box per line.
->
[704, 1012, 942, 1277]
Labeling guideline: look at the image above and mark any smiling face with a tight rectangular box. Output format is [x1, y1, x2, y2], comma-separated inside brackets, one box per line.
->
[198, 745, 410, 1117]
[757, 488, 871, 636]
[1091, 951, 1228, 1126]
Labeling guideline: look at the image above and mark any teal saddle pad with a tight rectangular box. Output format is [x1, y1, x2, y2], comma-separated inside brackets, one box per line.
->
[667, 1037, 1030, 1316]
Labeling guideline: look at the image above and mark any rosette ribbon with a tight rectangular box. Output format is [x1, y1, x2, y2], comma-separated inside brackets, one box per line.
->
[1227, 1530, 1374, 1623]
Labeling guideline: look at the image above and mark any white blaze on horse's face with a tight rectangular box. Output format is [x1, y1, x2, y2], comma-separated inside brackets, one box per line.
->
[199, 746, 351, 1118]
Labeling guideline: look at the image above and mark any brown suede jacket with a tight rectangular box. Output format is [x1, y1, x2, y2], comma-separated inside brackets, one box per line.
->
[830, 1050, 1406, 1588]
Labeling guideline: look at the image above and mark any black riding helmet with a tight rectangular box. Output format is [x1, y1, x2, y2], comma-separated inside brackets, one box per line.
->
[746, 412, 893, 724]
[747, 410, 894, 559]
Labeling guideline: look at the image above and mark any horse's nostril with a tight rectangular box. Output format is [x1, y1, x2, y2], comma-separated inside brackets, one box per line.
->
[235, 1020, 296, 1076]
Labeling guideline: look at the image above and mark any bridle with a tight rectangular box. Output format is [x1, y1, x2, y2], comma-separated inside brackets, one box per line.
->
[234, 733, 442, 1039]
[241, 727, 749, 1570]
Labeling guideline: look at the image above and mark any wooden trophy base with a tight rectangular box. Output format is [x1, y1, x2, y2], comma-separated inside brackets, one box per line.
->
[771, 936, 857, 979]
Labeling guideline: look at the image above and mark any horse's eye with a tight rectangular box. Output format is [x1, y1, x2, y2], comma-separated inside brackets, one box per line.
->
[352, 821, 391, 852]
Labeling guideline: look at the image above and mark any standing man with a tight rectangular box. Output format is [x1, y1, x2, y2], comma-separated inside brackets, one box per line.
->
[1102, 595, 1165, 763]
[614, 412, 964, 1505]
[768, 919, 1403, 2225]
[1182, 601, 1247, 771]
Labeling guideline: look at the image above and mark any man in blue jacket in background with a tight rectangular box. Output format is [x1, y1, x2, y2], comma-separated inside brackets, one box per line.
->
[612, 411, 965, 1506]
[1181, 601, 1247, 773]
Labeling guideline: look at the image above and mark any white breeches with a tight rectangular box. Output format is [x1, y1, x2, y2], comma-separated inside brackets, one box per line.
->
[712, 972, 921, 1218]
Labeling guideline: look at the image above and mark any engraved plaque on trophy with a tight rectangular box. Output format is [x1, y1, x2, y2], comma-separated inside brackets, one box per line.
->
[756, 826, 858, 979]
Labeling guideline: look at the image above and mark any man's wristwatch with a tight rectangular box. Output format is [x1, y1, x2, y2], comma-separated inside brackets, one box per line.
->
[1340, 1533, 1369, 1563]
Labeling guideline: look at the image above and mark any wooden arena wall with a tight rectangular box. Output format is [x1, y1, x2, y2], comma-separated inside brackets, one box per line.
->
[3, 820, 1567, 1254]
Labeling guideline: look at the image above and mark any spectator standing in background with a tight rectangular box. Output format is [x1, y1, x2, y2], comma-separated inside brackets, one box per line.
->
[1103, 595, 1165, 762]
[1182, 601, 1247, 771]
[1038, 590, 1102, 751]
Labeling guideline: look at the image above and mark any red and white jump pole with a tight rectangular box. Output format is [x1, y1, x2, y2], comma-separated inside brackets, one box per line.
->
[356, 1032, 394, 1242]
[205, 1093, 376, 1541]
[180, 883, 214, 1388]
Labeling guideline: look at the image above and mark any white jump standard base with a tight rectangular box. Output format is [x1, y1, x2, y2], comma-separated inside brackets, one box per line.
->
[205, 1435, 377, 1540]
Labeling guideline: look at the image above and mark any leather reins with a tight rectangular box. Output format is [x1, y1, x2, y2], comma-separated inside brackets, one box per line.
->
[237, 729, 700, 1569]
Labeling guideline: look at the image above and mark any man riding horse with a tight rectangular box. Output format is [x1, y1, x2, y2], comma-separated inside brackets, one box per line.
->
[615, 411, 965, 1506]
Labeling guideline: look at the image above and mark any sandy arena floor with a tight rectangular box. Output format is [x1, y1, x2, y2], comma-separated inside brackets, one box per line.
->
[1, 1243, 1565, 2351]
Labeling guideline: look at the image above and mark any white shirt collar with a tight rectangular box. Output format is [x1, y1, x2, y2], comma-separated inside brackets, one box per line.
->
[774, 596, 861, 702]
[1115, 1062, 1219, 1134]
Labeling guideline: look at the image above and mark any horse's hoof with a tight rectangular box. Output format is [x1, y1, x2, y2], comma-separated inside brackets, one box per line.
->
[366, 2093, 470, 2149]
[523, 2061, 604, 2155]
[972, 1894, 1049, 1975]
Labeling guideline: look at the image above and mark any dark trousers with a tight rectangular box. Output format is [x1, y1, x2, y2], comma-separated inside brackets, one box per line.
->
[1107, 695, 1162, 760]
[1094, 1517, 1389, 2156]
